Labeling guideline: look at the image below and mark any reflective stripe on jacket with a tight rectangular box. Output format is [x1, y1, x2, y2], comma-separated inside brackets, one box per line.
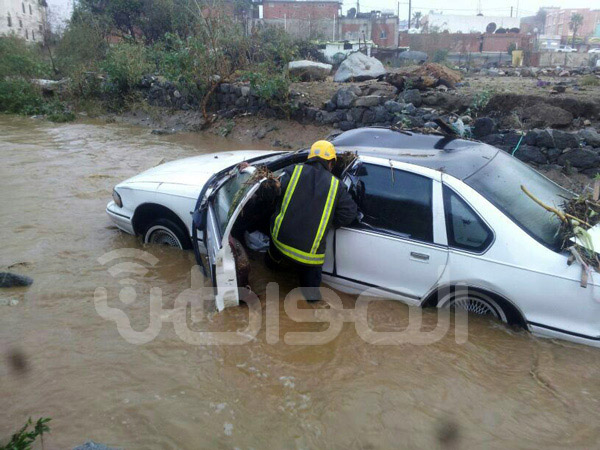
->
[270, 162, 341, 266]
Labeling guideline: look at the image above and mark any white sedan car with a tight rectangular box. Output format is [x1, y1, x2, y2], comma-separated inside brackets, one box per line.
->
[107, 128, 600, 348]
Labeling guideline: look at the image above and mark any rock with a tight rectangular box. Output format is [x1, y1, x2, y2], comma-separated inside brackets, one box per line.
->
[361, 82, 398, 98]
[324, 100, 337, 112]
[333, 51, 386, 82]
[520, 68, 534, 77]
[73, 441, 121, 450]
[31, 78, 70, 94]
[349, 107, 366, 123]
[398, 50, 428, 63]
[584, 119, 592, 126]
[559, 70, 570, 77]
[240, 86, 250, 97]
[338, 121, 356, 131]
[361, 109, 376, 124]
[546, 148, 562, 163]
[514, 145, 547, 164]
[353, 95, 382, 107]
[522, 104, 573, 128]
[0, 298, 19, 306]
[288, 60, 332, 81]
[552, 85, 567, 94]
[481, 133, 505, 146]
[402, 89, 422, 107]
[579, 128, 600, 147]
[316, 110, 345, 125]
[403, 103, 417, 115]
[460, 115, 473, 124]
[424, 121, 438, 129]
[173, 90, 181, 98]
[472, 117, 497, 139]
[384, 100, 404, 114]
[551, 130, 579, 150]
[558, 149, 600, 168]
[373, 105, 390, 123]
[333, 87, 359, 109]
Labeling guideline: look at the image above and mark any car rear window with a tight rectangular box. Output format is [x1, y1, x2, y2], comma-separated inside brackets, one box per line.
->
[464, 151, 571, 249]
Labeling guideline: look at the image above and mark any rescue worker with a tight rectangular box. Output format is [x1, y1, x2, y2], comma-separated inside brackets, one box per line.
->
[266, 140, 358, 302]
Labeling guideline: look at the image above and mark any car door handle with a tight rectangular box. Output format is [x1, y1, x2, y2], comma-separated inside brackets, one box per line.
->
[410, 252, 430, 261]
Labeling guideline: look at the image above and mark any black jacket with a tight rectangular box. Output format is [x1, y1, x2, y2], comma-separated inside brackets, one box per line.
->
[270, 159, 358, 265]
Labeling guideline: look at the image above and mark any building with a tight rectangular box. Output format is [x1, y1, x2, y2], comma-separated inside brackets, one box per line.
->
[543, 8, 600, 40]
[422, 13, 520, 34]
[0, 0, 47, 42]
[262, 0, 340, 20]
[340, 11, 398, 47]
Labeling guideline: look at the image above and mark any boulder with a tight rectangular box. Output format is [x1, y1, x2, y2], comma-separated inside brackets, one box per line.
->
[579, 128, 600, 148]
[349, 107, 366, 123]
[551, 130, 579, 150]
[288, 60, 332, 81]
[316, 110, 345, 125]
[353, 95, 382, 107]
[558, 149, 600, 169]
[333, 87, 359, 109]
[472, 117, 497, 139]
[333, 52, 386, 82]
[522, 104, 573, 128]
[514, 145, 547, 165]
[361, 109, 377, 124]
[384, 100, 404, 114]
[373, 105, 391, 123]
[338, 121, 356, 131]
[401, 89, 422, 107]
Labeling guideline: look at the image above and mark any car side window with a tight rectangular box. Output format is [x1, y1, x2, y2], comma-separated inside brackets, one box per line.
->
[350, 163, 433, 243]
[443, 185, 493, 252]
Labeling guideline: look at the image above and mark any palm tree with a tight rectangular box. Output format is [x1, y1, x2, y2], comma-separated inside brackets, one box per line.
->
[413, 11, 422, 29]
[569, 13, 584, 47]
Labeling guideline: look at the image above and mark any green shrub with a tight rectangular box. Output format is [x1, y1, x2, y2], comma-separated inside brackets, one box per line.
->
[433, 49, 449, 63]
[581, 75, 600, 87]
[243, 70, 290, 107]
[101, 41, 151, 96]
[0, 36, 50, 79]
[1, 417, 51, 450]
[0, 79, 44, 114]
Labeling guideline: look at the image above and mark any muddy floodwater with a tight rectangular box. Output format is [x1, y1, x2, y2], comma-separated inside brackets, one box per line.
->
[3, 115, 600, 449]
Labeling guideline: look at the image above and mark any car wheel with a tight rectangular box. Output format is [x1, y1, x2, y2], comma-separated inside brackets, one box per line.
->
[438, 291, 508, 323]
[143, 218, 190, 249]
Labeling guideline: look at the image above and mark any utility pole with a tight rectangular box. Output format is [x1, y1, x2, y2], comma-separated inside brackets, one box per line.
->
[510, 6, 513, 17]
[408, 0, 412, 29]
[357, 0, 360, 14]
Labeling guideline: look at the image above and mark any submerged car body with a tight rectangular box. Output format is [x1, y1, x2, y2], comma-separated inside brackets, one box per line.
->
[106, 128, 600, 348]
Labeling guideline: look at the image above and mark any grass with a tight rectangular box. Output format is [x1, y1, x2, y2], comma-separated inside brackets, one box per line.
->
[580, 75, 600, 87]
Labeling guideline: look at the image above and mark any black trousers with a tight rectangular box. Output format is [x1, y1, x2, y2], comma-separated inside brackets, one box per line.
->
[265, 241, 323, 301]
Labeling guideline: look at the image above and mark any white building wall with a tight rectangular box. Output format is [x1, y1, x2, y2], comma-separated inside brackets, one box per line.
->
[0, 0, 47, 42]
[425, 14, 520, 34]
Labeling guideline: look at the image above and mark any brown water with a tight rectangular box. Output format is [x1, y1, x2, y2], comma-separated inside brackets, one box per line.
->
[2, 115, 600, 449]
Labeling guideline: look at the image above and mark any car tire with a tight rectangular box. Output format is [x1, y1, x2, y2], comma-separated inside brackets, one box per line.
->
[438, 290, 509, 323]
[143, 218, 191, 250]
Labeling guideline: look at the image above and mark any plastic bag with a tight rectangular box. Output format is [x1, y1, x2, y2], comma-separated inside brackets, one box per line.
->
[244, 230, 270, 252]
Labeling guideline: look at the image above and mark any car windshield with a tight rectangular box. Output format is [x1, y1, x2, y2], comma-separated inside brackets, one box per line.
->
[464, 151, 572, 249]
[213, 170, 255, 237]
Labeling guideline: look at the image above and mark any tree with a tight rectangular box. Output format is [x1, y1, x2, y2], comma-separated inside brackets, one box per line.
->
[570, 13, 583, 47]
[412, 11, 422, 29]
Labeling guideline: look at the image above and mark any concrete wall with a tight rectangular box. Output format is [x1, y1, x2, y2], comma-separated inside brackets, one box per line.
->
[398, 32, 533, 54]
[262, 0, 340, 20]
[252, 17, 337, 40]
[0, 0, 47, 42]
[423, 14, 520, 34]
[539, 51, 597, 68]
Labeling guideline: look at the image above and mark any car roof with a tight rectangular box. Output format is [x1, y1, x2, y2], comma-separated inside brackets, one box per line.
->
[331, 127, 500, 180]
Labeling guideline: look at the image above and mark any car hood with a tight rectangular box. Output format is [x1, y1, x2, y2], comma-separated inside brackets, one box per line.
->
[119, 150, 274, 188]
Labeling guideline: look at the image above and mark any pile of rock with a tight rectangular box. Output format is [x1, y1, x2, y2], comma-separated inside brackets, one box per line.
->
[476, 120, 600, 175]
[139, 75, 196, 110]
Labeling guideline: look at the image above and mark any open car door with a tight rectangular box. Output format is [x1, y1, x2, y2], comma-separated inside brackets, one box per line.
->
[193, 167, 265, 311]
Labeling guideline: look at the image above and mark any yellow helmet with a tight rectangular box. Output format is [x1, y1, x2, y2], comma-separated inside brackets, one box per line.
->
[308, 140, 337, 161]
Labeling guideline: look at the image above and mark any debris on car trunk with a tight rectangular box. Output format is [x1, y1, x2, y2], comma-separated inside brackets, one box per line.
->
[521, 183, 600, 280]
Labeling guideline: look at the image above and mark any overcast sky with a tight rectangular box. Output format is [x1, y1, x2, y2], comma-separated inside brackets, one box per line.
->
[344, 0, 599, 17]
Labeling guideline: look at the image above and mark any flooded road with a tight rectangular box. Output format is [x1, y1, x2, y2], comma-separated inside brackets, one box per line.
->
[2, 115, 600, 449]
